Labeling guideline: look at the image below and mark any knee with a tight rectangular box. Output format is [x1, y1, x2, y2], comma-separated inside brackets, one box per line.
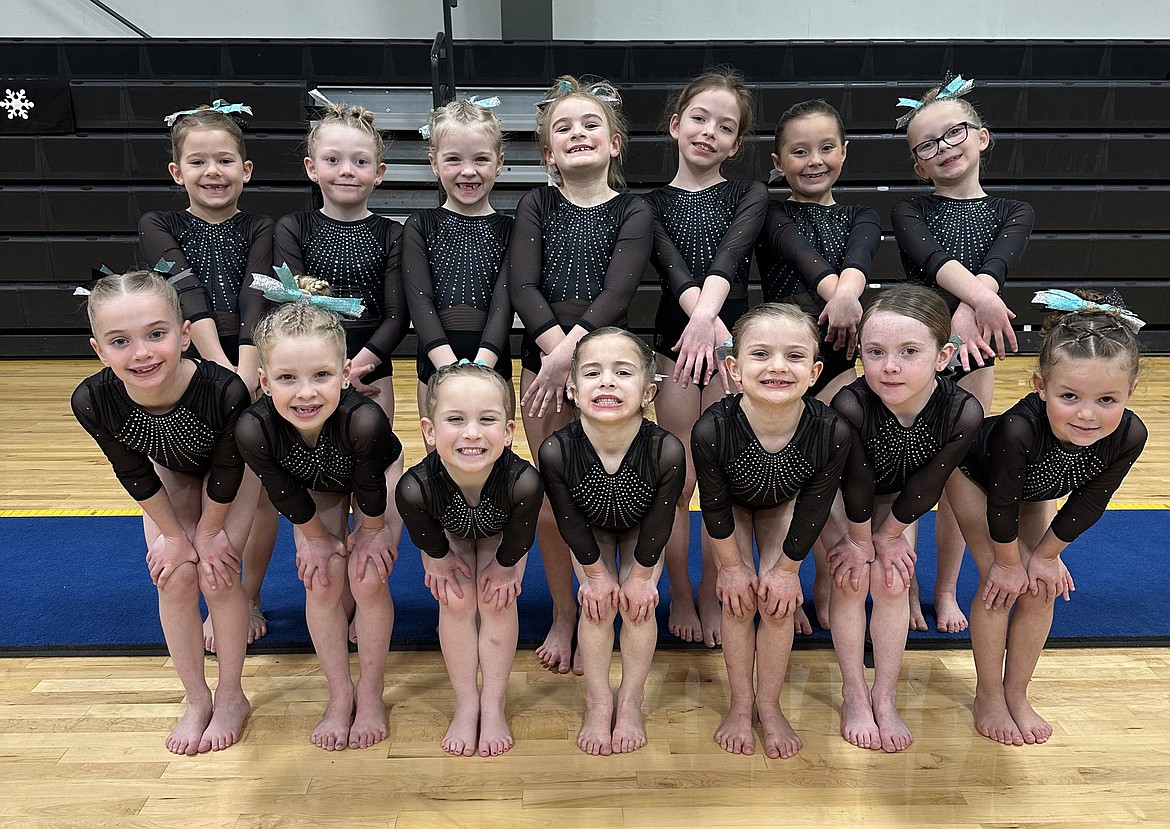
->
[159, 561, 200, 602]
[618, 607, 654, 629]
[198, 571, 243, 603]
[442, 588, 478, 621]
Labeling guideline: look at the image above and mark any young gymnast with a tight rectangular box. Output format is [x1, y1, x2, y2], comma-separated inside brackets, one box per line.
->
[893, 75, 1035, 632]
[540, 328, 686, 755]
[72, 270, 257, 754]
[693, 304, 851, 759]
[236, 297, 404, 751]
[756, 98, 881, 631]
[403, 99, 514, 417]
[509, 76, 653, 673]
[947, 290, 1146, 745]
[396, 362, 543, 757]
[826, 285, 983, 752]
[275, 102, 406, 423]
[642, 67, 768, 647]
[139, 99, 278, 651]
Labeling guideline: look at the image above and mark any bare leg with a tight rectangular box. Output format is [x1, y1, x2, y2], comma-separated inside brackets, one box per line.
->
[522, 368, 580, 674]
[810, 372, 856, 631]
[348, 548, 392, 749]
[1003, 591, 1057, 744]
[476, 538, 525, 757]
[240, 481, 277, 644]
[612, 549, 664, 754]
[575, 598, 617, 756]
[435, 541, 480, 756]
[870, 567, 913, 753]
[696, 529, 723, 647]
[714, 512, 758, 755]
[907, 569, 929, 632]
[829, 561, 880, 750]
[755, 611, 801, 759]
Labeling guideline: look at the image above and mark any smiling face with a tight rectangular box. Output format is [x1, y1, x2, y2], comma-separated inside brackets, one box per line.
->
[859, 310, 952, 414]
[429, 124, 502, 216]
[727, 316, 821, 407]
[304, 123, 385, 214]
[1034, 356, 1137, 448]
[258, 334, 350, 442]
[907, 100, 988, 189]
[670, 87, 744, 175]
[772, 113, 847, 205]
[168, 127, 252, 222]
[568, 333, 656, 424]
[89, 292, 191, 393]
[422, 373, 514, 475]
[542, 95, 621, 181]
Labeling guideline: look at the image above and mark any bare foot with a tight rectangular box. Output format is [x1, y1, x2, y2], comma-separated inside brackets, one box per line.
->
[537, 611, 576, 674]
[202, 615, 216, 654]
[577, 702, 614, 756]
[611, 698, 647, 754]
[478, 701, 514, 757]
[200, 691, 251, 752]
[793, 605, 813, 636]
[443, 704, 479, 756]
[873, 697, 913, 753]
[698, 589, 723, 648]
[312, 693, 354, 751]
[247, 600, 268, 644]
[908, 592, 928, 632]
[348, 620, 358, 645]
[974, 693, 1024, 746]
[1006, 696, 1053, 745]
[167, 697, 213, 756]
[813, 574, 832, 630]
[757, 701, 802, 759]
[668, 593, 702, 643]
[840, 691, 881, 750]
[349, 683, 388, 749]
[933, 590, 968, 633]
[714, 705, 754, 755]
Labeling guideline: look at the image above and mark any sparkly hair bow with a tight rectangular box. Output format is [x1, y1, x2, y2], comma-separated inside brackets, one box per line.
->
[250, 264, 365, 318]
[895, 72, 975, 129]
[1032, 288, 1145, 330]
[74, 259, 191, 296]
[164, 99, 253, 128]
[535, 79, 621, 111]
[418, 94, 502, 139]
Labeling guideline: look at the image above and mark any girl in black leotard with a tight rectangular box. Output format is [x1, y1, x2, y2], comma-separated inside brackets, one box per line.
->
[946, 293, 1145, 747]
[540, 328, 685, 756]
[509, 76, 653, 674]
[275, 103, 406, 423]
[643, 68, 767, 648]
[237, 300, 404, 753]
[757, 98, 881, 632]
[73, 271, 258, 756]
[694, 304, 851, 761]
[140, 103, 278, 648]
[396, 363, 542, 758]
[403, 100, 513, 418]
[893, 78, 1035, 633]
[826, 286, 983, 753]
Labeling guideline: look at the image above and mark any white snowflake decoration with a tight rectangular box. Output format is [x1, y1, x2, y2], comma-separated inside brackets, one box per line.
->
[3, 89, 35, 120]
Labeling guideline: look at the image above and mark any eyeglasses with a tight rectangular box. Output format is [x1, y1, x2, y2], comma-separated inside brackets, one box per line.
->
[911, 122, 972, 161]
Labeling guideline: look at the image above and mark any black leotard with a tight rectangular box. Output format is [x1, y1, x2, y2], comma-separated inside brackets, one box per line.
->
[756, 199, 881, 392]
[539, 419, 685, 568]
[396, 448, 543, 567]
[235, 386, 403, 524]
[508, 187, 652, 373]
[274, 211, 406, 372]
[401, 207, 513, 382]
[138, 211, 274, 351]
[643, 181, 767, 361]
[71, 360, 249, 503]
[692, 394, 851, 561]
[831, 375, 983, 525]
[892, 194, 1034, 312]
[961, 392, 1147, 544]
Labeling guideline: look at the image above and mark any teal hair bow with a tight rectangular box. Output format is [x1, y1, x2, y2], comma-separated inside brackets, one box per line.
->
[250, 264, 365, 319]
[75, 261, 193, 296]
[895, 73, 975, 129]
[419, 94, 503, 139]
[164, 99, 254, 128]
[1032, 289, 1145, 330]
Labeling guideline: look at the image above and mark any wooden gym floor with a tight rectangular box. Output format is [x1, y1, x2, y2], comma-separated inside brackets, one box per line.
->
[1, 357, 1168, 828]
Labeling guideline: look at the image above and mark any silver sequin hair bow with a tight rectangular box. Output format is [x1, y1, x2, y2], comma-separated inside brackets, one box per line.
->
[74, 258, 192, 296]
[1032, 288, 1146, 331]
[895, 72, 975, 129]
[164, 99, 253, 128]
[249, 263, 365, 318]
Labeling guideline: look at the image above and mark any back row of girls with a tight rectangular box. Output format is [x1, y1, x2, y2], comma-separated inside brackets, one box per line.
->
[78, 69, 1142, 758]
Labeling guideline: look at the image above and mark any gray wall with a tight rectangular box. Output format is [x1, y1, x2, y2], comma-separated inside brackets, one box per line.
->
[5, 0, 1170, 39]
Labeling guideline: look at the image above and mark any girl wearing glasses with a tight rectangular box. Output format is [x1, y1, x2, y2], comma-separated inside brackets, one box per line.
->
[891, 79, 1035, 635]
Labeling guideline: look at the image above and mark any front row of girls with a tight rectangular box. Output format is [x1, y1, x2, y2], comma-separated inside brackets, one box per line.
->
[74, 267, 1145, 760]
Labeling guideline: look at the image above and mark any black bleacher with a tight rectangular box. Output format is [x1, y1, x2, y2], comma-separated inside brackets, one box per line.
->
[2, 38, 1167, 357]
